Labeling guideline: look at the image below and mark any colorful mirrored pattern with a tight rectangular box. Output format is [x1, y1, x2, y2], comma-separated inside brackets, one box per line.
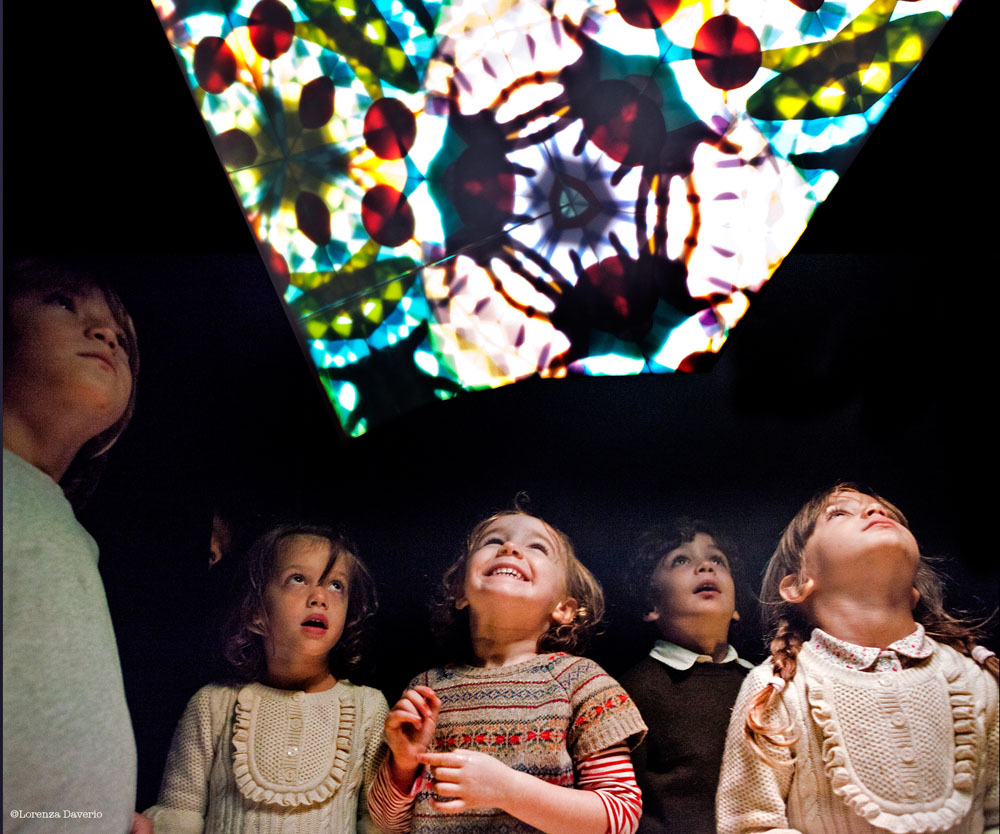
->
[153, 0, 958, 436]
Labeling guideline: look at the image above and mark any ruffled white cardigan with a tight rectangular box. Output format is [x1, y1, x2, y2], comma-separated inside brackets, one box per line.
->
[145, 681, 389, 833]
[717, 641, 999, 834]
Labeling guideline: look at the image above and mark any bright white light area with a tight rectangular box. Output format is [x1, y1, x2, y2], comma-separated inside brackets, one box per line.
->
[665, 174, 693, 263]
[495, 83, 565, 134]
[649, 313, 716, 372]
[430, 0, 583, 117]
[180, 13, 227, 41]
[423, 258, 571, 387]
[570, 353, 646, 375]
[414, 349, 441, 377]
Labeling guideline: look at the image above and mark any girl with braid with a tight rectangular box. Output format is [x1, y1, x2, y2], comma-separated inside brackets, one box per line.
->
[716, 484, 998, 834]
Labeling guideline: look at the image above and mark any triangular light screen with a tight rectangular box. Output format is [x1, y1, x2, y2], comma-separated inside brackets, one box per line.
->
[152, 0, 959, 436]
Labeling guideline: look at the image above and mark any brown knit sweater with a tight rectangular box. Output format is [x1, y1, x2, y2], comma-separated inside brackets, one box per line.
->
[406, 653, 648, 834]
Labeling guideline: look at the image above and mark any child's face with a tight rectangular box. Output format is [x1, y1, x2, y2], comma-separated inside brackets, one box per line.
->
[645, 532, 736, 638]
[461, 514, 575, 627]
[793, 490, 919, 599]
[5, 287, 132, 439]
[261, 535, 350, 667]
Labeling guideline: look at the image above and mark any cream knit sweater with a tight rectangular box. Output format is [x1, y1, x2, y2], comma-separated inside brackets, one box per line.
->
[716, 640, 999, 834]
[145, 680, 389, 833]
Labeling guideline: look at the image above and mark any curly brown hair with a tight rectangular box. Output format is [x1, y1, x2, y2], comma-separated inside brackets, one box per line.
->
[630, 517, 739, 619]
[223, 524, 377, 682]
[431, 509, 605, 661]
[745, 483, 999, 764]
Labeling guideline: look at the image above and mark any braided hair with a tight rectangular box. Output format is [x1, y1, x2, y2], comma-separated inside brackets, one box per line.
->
[744, 484, 998, 764]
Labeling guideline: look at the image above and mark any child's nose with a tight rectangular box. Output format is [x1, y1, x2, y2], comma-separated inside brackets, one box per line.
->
[308, 587, 329, 607]
[863, 501, 888, 518]
[88, 324, 120, 352]
[498, 541, 523, 558]
[696, 560, 715, 572]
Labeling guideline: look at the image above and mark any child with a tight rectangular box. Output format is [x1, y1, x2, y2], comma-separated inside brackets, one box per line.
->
[368, 508, 648, 834]
[619, 519, 752, 834]
[717, 484, 999, 834]
[144, 524, 390, 833]
[3, 256, 146, 834]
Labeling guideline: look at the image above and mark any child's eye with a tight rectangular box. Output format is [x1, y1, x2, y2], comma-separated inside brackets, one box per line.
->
[670, 555, 690, 567]
[711, 555, 729, 567]
[286, 573, 306, 585]
[47, 292, 76, 311]
[328, 579, 345, 592]
[483, 536, 504, 546]
[529, 542, 549, 555]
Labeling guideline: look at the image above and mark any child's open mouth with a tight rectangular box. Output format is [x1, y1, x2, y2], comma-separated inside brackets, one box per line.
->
[301, 614, 329, 632]
[694, 582, 719, 596]
[486, 565, 528, 581]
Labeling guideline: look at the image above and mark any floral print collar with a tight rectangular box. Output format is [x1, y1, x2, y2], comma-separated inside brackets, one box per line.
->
[809, 623, 933, 672]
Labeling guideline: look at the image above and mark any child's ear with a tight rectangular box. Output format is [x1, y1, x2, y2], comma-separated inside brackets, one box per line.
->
[910, 587, 920, 610]
[249, 617, 266, 636]
[731, 609, 740, 622]
[778, 573, 815, 604]
[455, 596, 469, 610]
[642, 608, 660, 623]
[551, 597, 578, 626]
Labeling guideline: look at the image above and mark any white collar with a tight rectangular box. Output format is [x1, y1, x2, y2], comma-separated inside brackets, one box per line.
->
[649, 639, 753, 670]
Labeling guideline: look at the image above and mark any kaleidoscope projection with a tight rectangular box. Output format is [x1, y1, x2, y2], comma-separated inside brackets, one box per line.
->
[153, 0, 959, 436]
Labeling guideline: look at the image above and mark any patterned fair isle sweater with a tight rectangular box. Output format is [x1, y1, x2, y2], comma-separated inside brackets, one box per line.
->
[370, 653, 648, 834]
[144, 680, 389, 834]
[716, 640, 999, 834]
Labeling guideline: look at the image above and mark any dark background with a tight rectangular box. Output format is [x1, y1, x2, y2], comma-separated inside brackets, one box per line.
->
[3, 0, 994, 810]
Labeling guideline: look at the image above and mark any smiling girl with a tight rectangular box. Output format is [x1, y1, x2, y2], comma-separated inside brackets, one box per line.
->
[144, 524, 389, 833]
[368, 507, 648, 834]
[716, 484, 999, 834]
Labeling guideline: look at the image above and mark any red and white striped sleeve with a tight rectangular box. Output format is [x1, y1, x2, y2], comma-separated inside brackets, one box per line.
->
[575, 743, 642, 834]
[367, 756, 422, 833]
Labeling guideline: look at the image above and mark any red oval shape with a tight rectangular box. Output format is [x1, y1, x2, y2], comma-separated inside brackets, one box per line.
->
[693, 15, 761, 90]
[299, 76, 335, 129]
[361, 185, 415, 247]
[295, 191, 331, 246]
[216, 128, 257, 169]
[363, 98, 417, 159]
[615, 0, 680, 29]
[259, 241, 291, 295]
[248, 0, 295, 60]
[194, 37, 238, 94]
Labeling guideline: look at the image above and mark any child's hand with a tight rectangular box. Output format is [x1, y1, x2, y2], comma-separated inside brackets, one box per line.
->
[418, 750, 516, 813]
[385, 685, 441, 789]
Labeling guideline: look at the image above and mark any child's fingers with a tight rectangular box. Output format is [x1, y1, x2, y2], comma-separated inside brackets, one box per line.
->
[408, 686, 440, 720]
[412, 685, 442, 711]
[417, 751, 465, 768]
[427, 797, 468, 814]
[427, 765, 462, 785]
[399, 688, 436, 716]
[386, 701, 422, 727]
[391, 690, 430, 720]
